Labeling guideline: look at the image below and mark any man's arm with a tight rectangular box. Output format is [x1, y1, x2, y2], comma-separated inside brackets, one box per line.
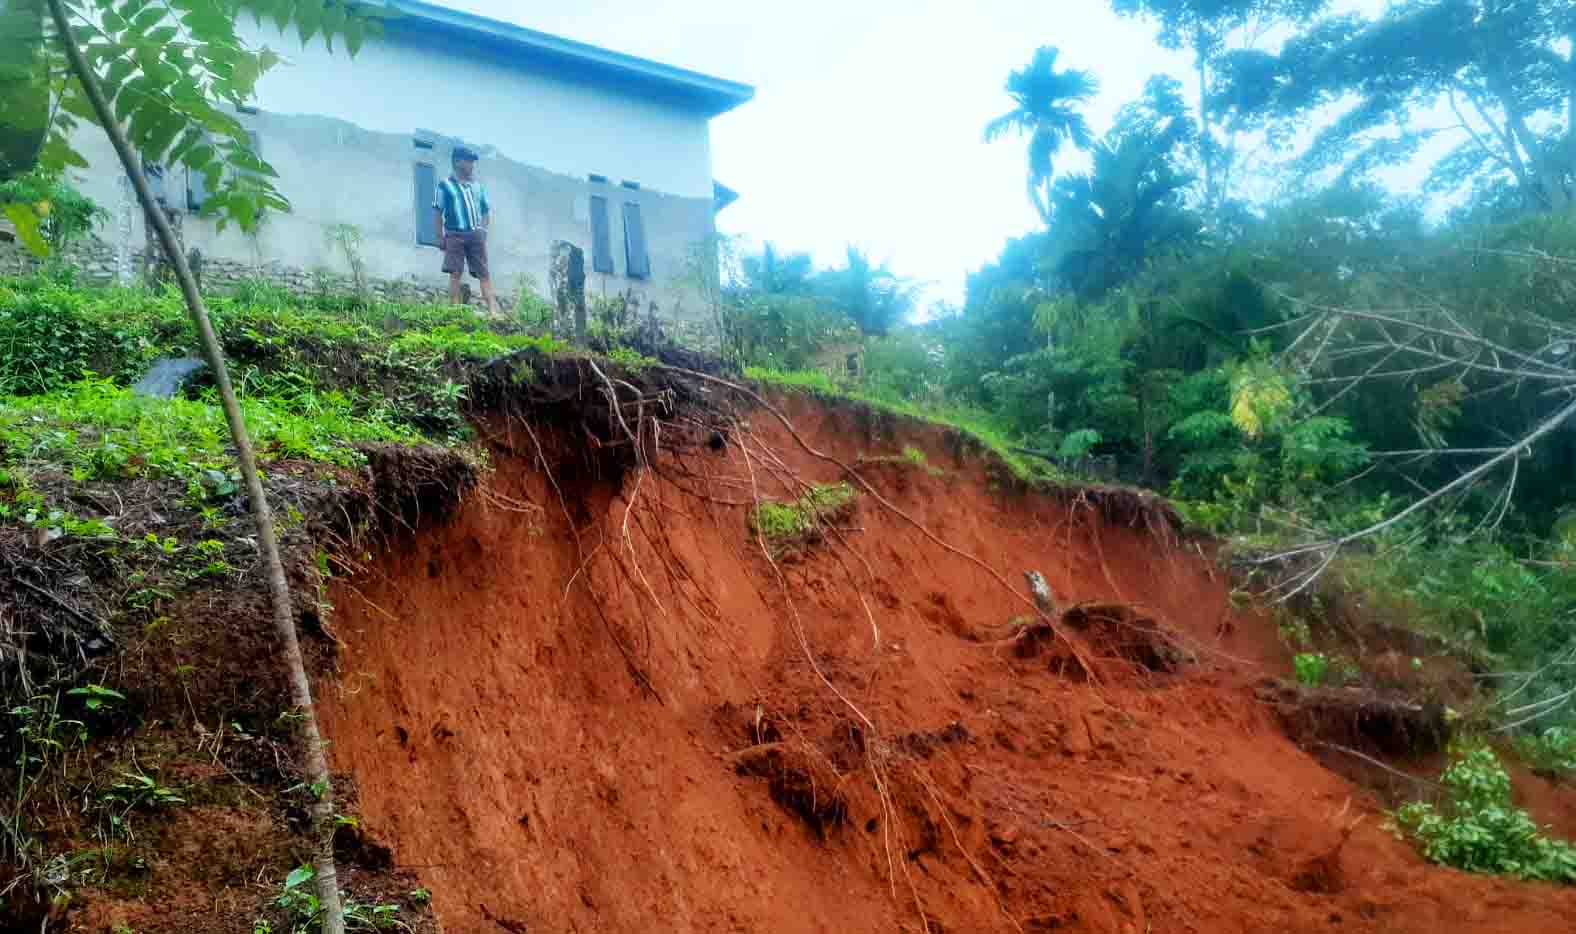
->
[479, 186, 491, 232]
[433, 207, 445, 246]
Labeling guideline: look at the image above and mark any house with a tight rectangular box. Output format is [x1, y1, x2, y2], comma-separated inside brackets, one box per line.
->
[63, 0, 753, 335]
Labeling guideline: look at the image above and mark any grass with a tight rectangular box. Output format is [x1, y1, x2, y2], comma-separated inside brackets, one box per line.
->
[0, 379, 416, 493]
[750, 482, 856, 547]
[744, 366, 1060, 485]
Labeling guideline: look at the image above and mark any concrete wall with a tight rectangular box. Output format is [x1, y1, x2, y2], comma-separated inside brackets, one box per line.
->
[49, 18, 730, 344]
[62, 109, 720, 340]
[239, 20, 715, 200]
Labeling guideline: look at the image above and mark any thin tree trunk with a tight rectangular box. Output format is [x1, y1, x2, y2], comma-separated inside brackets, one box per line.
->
[44, 2, 347, 930]
[1195, 36, 1218, 213]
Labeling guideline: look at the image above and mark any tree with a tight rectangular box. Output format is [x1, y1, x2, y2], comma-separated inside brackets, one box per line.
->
[1043, 106, 1203, 298]
[0, 0, 48, 179]
[740, 242, 814, 295]
[14, 3, 386, 931]
[817, 245, 917, 337]
[1112, 0, 1328, 214]
[1217, 0, 1576, 212]
[983, 46, 1099, 223]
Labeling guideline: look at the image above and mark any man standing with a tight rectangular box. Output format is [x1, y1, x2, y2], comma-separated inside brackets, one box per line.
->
[433, 145, 499, 314]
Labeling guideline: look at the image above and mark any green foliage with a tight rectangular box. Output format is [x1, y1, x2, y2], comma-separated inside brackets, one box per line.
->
[10, 0, 388, 246]
[265, 865, 407, 932]
[1341, 534, 1576, 669]
[1517, 727, 1576, 779]
[5, 691, 87, 866]
[0, 167, 105, 253]
[1393, 747, 1576, 883]
[750, 482, 855, 546]
[1292, 652, 1328, 686]
[0, 274, 569, 445]
[983, 45, 1099, 222]
[1217, 0, 1575, 210]
[66, 684, 124, 712]
[606, 347, 657, 371]
[0, 378, 415, 491]
[746, 365, 1055, 485]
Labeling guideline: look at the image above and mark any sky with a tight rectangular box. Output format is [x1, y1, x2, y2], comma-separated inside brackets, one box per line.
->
[438, 1, 1386, 308]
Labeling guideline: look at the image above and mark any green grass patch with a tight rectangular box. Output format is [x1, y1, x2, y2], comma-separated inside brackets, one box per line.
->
[749, 482, 856, 547]
[0, 378, 417, 507]
[744, 366, 1058, 485]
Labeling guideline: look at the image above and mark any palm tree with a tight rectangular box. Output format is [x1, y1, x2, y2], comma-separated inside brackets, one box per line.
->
[1045, 116, 1200, 298]
[984, 46, 1099, 223]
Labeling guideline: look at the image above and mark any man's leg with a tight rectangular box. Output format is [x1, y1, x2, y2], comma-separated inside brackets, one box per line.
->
[469, 233, 499, 314]
[442, 233, 465, 306]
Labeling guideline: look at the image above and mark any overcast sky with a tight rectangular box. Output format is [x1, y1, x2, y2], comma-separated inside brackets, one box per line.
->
[439, 1, 1386, 307]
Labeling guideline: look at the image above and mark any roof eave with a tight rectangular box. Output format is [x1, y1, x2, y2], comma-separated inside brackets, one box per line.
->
[384, 0, 754, 118]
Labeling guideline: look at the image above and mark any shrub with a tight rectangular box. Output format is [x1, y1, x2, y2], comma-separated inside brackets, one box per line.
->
[749, 482, 855, 547]
[1293, 652, 1329, 686]
[1393, 747, 1576, 882]
[1517, 727, 1576, 779]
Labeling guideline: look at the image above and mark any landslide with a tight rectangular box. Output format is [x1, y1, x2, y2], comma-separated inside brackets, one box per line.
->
[316, 358, 1576, 934]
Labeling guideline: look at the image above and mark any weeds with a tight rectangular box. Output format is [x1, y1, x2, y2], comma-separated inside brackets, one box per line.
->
[1517, 727, 1576, 779]
[4, 693, 87, 867]
[1392, 746, 1576, 882]
[1293, 652, 1329, 686]
[745, 365, 1058, 484]
[261, 865, 410, 932]
[750, 482, 856, 550]
[97, 769, 185, 840]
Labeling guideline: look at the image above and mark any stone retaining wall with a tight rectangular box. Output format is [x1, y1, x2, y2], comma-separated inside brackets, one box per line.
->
[0, 236, 510, 310]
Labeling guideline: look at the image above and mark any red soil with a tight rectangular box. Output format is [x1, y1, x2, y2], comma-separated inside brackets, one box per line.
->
[319, 395, 1576, 933]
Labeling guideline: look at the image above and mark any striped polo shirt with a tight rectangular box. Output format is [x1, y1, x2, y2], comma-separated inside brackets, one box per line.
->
[433, 176, 490, 232]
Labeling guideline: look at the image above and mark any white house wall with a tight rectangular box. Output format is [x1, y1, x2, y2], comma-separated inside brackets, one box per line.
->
[65, 110, 717, 327]
[239, 20, 716, 200]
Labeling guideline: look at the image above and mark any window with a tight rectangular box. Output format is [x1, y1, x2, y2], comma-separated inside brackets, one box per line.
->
[141, 160, 167, 208]
[414, 162, 439, 246]
[620, 180, 640, 191]
[186, 164, 209, 212]
[589, 195, 614, 274]
[622, 201, 649, 279]
[588, 173, 608, 184]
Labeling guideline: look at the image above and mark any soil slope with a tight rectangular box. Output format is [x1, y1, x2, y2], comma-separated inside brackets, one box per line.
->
[319, 392, 1576, 933]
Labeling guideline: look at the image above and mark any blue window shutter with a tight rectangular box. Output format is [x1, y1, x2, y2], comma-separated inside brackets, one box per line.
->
[186, 165, 209, 212]
[590, 195, 614, 274]
[622, 201, 649, 279]
[142, 160, 167, 207]
[415, 162, 438, 245]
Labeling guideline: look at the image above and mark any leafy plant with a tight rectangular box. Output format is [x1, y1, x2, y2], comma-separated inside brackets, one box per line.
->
[267, 865, 408, 932]
[0, 167, 105, 254]
[1517, 727, 1576, 780]
[1293, 652, 1328, 686]
[749, 482, 856, 549]
[66, 683, 124, 712]
[1393, 747, 1576, 882]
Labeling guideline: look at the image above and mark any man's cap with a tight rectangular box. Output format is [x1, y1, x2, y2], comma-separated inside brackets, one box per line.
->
[452, 145, 480, 162]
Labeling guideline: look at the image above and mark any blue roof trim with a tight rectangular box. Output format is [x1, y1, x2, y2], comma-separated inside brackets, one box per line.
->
[382, 1, 754, 117]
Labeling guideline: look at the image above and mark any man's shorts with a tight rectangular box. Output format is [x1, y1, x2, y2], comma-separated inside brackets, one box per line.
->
[442, 229, 489, 280]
